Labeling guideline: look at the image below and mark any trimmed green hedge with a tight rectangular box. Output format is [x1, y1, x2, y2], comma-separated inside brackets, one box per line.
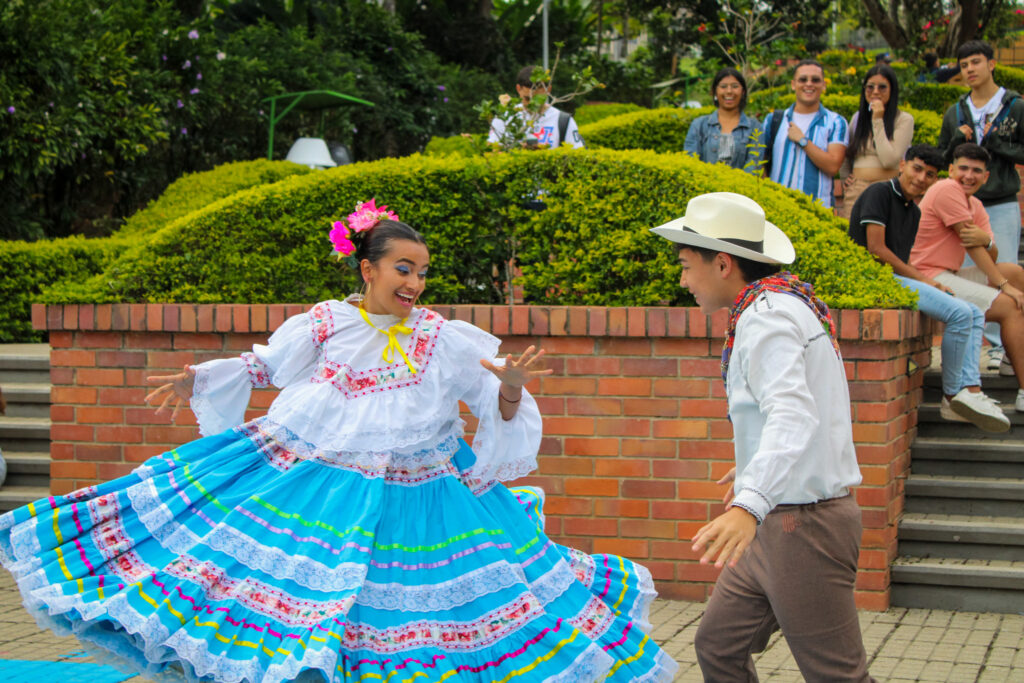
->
[1, 159, 315, 341]
[43, 150, 915, 311]
[573, 103, 645, 126]
[579, 107, 713, 153]
[904, 83, 965, 116]
[423, 134, 484, 158]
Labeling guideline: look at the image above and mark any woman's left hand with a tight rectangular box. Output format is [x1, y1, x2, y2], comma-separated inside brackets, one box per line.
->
[870, 99, 885, 119]
[480, 345, 553, 388]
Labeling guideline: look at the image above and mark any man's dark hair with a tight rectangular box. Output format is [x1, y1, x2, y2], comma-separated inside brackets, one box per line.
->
[516, 65, 548, 88]
[957, 40, 994, 62]
[791, 59, 823, 78]
[952, 142, 991, 167]
[924, 52, 939, 69]
[680, 245, 783, 283]
[904, 144, 944, 170]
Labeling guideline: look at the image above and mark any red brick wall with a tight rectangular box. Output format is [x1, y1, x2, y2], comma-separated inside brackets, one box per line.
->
[33, 302, 932, 610]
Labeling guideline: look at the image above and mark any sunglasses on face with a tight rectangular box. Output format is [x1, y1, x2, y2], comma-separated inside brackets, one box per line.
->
[865, 83, 889, 91]
[796, 76, 823, 84]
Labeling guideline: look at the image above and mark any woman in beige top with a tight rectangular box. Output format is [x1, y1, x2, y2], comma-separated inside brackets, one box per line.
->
[838, 65, 914, 219]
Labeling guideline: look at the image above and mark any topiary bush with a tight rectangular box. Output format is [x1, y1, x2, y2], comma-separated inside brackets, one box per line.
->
[423, 134, 485, 158]
[2, 159, 316, 341]
[42, 150, 915, 311]
[578, 107, 713, 153]
[573, 103, 646, 126]
[903, 83, 965, 115]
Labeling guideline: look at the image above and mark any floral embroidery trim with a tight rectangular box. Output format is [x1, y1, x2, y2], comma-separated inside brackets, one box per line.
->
[309, 301, 335, 348]
[241, 352, 271, 388]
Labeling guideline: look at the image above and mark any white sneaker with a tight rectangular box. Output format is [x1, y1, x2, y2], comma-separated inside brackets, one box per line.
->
[949, 389, 1011, 432]
[939, 397, 969, 423]
[1016, 389, 1024, 413]
[985, 348, 1004, 372]
[999, 356, 1016, 377]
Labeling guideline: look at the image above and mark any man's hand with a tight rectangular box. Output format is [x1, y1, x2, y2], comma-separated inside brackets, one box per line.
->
[924, 278, 954, 295]
[787, 122, 804, 143]
[958, 124, 974, 141]
[999, 283, 1024, 312]
[959, 223, 991, 249]
[691, 506, 757, 569]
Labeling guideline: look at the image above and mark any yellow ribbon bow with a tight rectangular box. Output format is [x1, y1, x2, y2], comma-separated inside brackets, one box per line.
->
[359, 306, 417, 374]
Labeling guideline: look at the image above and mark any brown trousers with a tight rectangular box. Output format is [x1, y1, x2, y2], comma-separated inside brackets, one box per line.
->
[694, 495, 876, 682]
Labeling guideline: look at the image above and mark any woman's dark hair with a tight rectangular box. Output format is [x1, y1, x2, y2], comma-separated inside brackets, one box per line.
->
[355, 219, 427, 280]
[846, 65, 900, 162]
[711, 67, 748, 111]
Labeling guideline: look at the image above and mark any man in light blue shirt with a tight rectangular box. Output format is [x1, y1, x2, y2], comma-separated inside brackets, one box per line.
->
[765, 59, 848, 208]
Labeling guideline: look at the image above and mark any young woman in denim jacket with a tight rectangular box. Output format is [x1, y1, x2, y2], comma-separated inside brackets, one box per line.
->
[684, 67, 763, 173]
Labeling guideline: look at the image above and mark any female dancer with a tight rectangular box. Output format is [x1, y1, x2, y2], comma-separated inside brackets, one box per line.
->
[0, 201, 677, 682]
[684, 67, 763, 172]
[838, 65, 914, 219]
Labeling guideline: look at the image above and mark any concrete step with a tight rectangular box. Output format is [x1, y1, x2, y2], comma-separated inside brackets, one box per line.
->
[0, 416, 50, 441]
[910, 437, 1024, 477]
[904, 474, 1024, 517]
[923, 372, 1020, 403]
[0, 485, 50, 514]
[898, 512, 1024, 561]
[891, 557, 1024, 613]
[916, 402, 1024, 438]
[1, 451, 50, 489]
[0, 382, 51, 419]
[0, 344, 49, 385]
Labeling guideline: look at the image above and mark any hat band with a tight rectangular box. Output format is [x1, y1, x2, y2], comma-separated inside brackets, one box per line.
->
[682, 226, 763, 253]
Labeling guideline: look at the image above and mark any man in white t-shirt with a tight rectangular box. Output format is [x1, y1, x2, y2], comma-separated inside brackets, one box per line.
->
[487, 66, 584, 150]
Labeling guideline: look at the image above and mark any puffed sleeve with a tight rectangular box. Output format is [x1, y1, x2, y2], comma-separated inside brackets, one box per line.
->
[437, 321, 543, 483]
[189, 307, 321, 436]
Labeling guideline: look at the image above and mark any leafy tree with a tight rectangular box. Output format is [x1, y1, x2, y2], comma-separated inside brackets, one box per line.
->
[853, 0, 1018, 57]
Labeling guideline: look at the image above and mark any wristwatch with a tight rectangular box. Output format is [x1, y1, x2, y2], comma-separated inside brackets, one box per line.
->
[798, 136, 809, 149]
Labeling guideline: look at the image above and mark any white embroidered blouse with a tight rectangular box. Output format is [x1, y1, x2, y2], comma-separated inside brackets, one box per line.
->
[188, 298, 543, 483]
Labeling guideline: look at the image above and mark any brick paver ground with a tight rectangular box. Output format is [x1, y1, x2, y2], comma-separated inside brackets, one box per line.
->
[1, 571, 1021, 681]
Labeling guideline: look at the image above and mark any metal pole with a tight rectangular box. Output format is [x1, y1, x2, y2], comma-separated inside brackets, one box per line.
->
[542, 0, 550, 69]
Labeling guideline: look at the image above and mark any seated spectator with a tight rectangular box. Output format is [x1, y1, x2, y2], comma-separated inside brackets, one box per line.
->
[683, 67, 763, 172]
[875, 52, 892, 65]
[919, 52, 960, 84]
[849, 145, 1008, 431]
[487, 65, 584, 149]
[763, 59, 848, 209]
[838, 65, 914, 220]
[909, 143, 1024, 413]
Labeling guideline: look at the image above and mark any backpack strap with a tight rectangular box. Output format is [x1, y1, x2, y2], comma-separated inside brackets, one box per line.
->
[763, 109, 785, 175]
[985, 95, 1019, 139]
[558, 110, 571, 147]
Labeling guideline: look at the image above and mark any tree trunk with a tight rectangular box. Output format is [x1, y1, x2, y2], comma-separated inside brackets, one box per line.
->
[596, 0, 603, 57]
[478, 0, 493, 20]
[859, 0, 909, 49]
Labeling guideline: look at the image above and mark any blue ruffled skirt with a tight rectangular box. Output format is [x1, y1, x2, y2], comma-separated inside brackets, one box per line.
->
[0, 417, 678, 682]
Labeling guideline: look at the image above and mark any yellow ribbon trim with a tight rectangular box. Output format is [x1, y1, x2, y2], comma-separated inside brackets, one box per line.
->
[359, 306, 417, 374]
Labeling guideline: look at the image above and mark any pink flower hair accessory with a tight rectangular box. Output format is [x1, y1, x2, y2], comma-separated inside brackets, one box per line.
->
[328, 198, 400, 260]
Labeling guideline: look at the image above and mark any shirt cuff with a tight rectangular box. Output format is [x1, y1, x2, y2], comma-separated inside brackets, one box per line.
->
[730, 487, 773, 524]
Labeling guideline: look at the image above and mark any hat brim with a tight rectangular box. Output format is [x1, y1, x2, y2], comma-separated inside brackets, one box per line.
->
[650, 217, 795, 265]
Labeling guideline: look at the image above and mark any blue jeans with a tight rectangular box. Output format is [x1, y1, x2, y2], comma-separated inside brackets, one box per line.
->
[963, 200, 1022, 350]
[897, 275, 984, 395]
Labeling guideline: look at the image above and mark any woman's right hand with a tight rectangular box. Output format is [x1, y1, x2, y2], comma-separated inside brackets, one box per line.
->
[145, 365, 196, 420]
[869, 99, 885, 120]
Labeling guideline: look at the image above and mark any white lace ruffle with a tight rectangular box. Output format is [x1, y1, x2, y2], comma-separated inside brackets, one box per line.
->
[629, 560, 658, 633]
[189, 357, 252, 437]
[541, 642, 616, 683]
[355, 560, 526, 612]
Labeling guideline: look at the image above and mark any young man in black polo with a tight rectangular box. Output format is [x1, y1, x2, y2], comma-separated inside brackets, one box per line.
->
[848, 145, 1009, 432]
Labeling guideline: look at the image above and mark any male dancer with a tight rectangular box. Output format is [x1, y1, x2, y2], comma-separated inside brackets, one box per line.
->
[652, 193, 874, 682]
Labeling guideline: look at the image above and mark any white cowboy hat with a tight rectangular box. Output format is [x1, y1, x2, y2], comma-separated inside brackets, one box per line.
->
[650, 192, 795, 265]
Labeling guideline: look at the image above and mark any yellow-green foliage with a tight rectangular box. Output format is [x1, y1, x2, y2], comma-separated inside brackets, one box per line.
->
[423, 134, 484, 158]
[904, 83, 965, 115]
[44, 150, 915, 311]
[573, 103, 645, 126]
[2, 159, 315, 341]
[579, 107, 713, 153]
[994, 64, 1024, 94]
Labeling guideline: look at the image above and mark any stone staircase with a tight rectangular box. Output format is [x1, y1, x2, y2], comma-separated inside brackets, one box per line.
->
[0, 344, 51, 512]
[891, 370, 1024, 613]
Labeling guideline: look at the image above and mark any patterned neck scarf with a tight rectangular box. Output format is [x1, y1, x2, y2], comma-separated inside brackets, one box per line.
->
[721, 271, 840, 385]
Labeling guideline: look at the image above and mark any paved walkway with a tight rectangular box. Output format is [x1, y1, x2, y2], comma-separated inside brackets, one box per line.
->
[0, 572, 1021, 681]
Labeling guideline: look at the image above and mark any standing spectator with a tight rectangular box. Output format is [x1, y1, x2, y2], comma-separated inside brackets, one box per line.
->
[763, 59, 848, 209]
[684, 67, 763, 172]
[936, 40, 1024, 371]
[910, 143, 1024, 412]
[848, 144, 1008, 431]
[838, 65, 914, 220]
[487, 65, 584, 149]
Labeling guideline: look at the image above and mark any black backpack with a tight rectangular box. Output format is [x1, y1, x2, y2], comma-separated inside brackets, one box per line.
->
[762, 109, 785, 176]
[557, 110, 583, 148]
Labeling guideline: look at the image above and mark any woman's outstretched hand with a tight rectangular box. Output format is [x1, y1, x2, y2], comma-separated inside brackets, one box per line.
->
[480, 345, 553, 388]
[145, 365, 196, 420]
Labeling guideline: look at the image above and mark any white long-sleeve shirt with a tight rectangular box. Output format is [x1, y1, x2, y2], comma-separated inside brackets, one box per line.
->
[726, 292, 863, 523]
